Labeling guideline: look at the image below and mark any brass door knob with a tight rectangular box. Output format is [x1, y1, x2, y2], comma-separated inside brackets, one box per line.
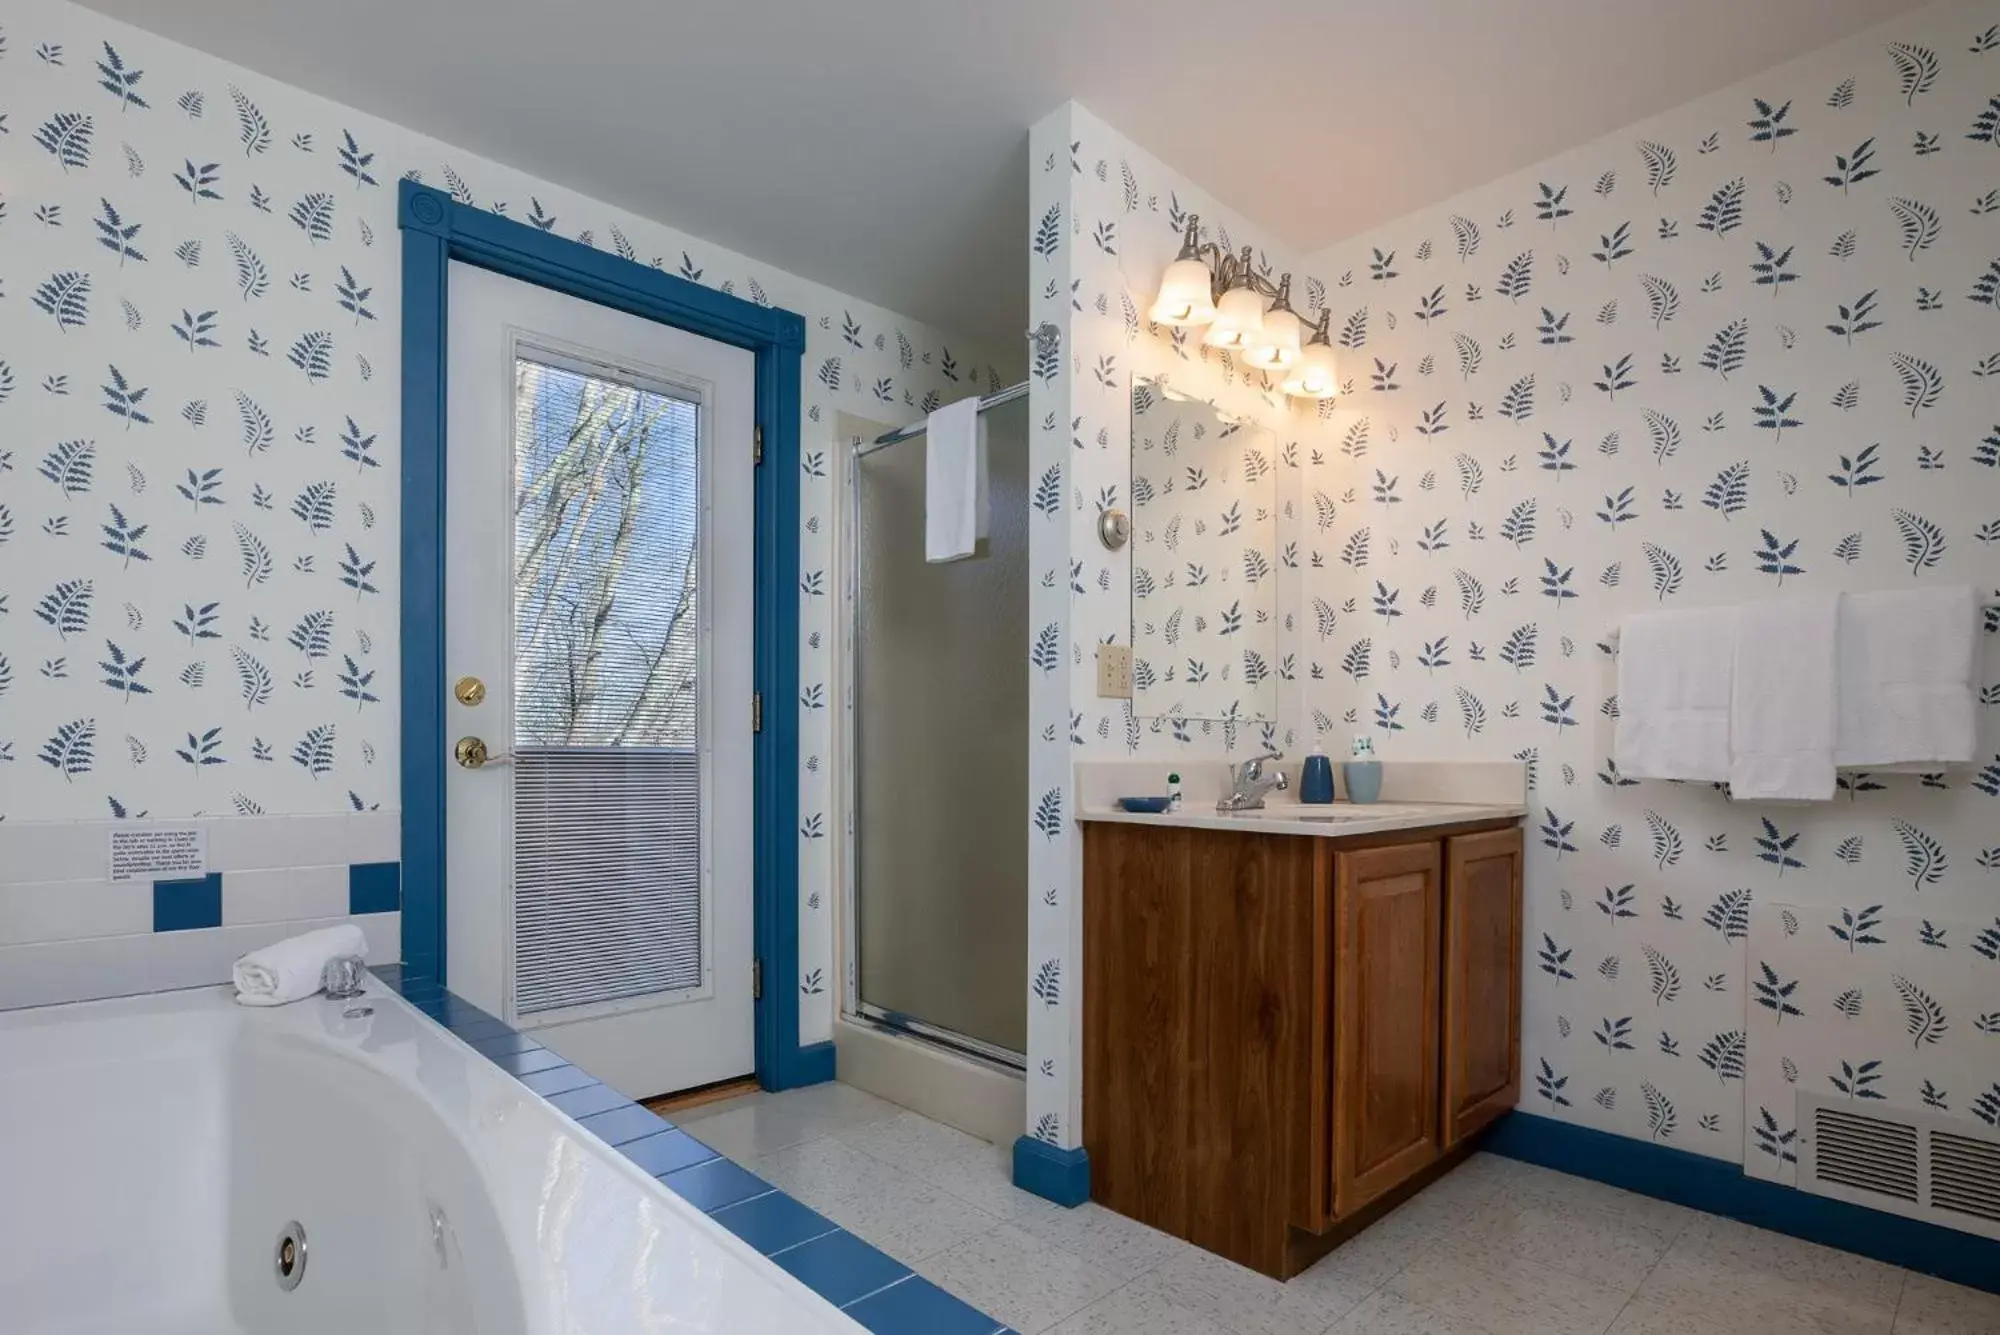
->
[454, 736, 509, 769]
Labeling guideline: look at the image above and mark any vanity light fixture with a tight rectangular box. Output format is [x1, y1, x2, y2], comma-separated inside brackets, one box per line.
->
[1149, 214, 1338, 400]
[1240, 275, 1302, 372]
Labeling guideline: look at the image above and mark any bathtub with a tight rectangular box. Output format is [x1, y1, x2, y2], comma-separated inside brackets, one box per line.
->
[0, 982, 863, 1334]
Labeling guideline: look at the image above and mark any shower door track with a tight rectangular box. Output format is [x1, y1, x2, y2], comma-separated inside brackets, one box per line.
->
[852, 1003, 1027, 1072]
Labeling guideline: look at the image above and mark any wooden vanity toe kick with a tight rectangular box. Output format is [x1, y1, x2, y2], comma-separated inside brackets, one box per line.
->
[1082, 814, 1524, 1279]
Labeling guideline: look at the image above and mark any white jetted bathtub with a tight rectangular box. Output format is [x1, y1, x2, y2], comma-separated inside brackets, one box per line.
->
[0, 983, 862, 1334]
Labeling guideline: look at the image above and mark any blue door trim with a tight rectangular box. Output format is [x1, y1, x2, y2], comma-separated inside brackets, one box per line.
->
[1484, 1111, 2000, 1295]
[395, 180, 824, 1091]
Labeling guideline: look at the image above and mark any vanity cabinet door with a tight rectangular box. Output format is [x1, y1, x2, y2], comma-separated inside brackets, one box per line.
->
[1331, 840, 1441, 1217]
[1440, 827, 1523, 1147]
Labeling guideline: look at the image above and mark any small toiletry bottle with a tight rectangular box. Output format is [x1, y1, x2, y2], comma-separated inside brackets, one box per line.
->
[1166, 772, 1183, 812]
[1300, 745, 1336, 804]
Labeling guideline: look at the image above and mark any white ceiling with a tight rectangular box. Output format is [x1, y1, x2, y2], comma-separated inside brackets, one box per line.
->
[82, 0, 1925, 344]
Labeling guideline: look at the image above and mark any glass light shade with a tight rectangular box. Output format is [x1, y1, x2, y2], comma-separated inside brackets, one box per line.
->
[1282, 341, 1340, 398]
[1203, 283, 1264, 349]
[1149, 258, 1217, 326]
[1242, 304, 1302, 371]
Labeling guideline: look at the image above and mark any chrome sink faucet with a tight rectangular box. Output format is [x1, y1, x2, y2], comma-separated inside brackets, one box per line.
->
[1218, 752, 1288, 812]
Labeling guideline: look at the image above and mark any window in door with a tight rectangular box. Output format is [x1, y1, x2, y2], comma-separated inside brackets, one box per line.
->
[509, 354, 707, 1017]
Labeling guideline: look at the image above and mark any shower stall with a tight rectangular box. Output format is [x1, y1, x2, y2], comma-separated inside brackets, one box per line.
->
[844, 387, 1029, 1069]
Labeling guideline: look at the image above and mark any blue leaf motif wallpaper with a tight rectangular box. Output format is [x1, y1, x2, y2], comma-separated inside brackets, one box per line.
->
[1026, 103, 1320, 1151]
[1031, 4, 1999, 1168]
[0, 0, 1009, 1032]
[1300, 2, 2000, 1163]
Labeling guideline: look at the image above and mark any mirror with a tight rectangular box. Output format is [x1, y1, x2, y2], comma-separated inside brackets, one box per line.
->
[1129, 378, 1278, 723]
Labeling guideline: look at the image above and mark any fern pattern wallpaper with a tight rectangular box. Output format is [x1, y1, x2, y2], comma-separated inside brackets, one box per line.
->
[1127, 390, 1281, 724]
[1026, 102, 1319, 1150]
[0, 0, 1007, 1031]
[1299, 1, 2000, 1163]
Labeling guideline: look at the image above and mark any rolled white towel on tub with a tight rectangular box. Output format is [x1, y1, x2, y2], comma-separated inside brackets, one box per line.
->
[233, 924, 368, 1007]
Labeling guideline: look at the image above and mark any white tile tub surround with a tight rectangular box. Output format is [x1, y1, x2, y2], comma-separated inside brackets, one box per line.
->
[0, 878, 154, 946]
[219, 864, 354, 926]
[0, 985, 865, 1335]
[0, 912, 400, 1012]
[0, 811, 399, 886]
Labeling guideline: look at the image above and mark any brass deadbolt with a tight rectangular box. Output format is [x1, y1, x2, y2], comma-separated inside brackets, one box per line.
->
[453, 676, 486, 706]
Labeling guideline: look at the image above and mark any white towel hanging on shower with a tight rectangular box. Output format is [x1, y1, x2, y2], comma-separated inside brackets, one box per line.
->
[924, 396, 987, 563]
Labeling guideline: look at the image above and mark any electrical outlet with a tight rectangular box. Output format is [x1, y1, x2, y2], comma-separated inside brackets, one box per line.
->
[1097, 644, 1133, 699]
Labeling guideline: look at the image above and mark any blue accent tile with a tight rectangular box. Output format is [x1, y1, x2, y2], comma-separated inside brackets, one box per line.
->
[710, 1191, 837, 1256]
[657, 1156, 771, 1212]
[396, 980, 446, 1006]
[445, 1014, 515, 1043]
[769, 1230, 909, 1308]
[519, 1065, 597, 1098]
[619, 1129, 720, 1179]
[467, 1030, 546, 1059]
[481, 1044, 570, 1078]
[578, 1102, 671, 1146]
[844, 1276, 1001, 1334]
[152, 873, 222, 933]
[348, 860, 401, 915]
[425, 994, 496, 1027]
[369, 963, 405, 989]
[547, 1083, 628, 1120]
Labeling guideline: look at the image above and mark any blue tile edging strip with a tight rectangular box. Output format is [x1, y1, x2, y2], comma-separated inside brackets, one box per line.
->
[1011, 1135, 1090, 1208]
[372, 969, 1007, 1333]
[1483, 1110, 2000, 1296]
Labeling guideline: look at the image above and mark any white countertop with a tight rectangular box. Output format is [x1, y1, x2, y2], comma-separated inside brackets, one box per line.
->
[1076, 799, 1527, 839]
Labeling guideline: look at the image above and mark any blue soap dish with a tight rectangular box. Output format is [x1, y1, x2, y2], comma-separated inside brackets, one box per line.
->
[1118, 796, 1172, 814]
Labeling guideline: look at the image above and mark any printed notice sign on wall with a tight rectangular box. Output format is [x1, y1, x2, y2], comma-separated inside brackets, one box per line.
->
[108, 828, 209, 882]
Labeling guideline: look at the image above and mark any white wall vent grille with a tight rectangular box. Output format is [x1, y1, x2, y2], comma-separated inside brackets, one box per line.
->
[1797, 1093, 2000, 1241]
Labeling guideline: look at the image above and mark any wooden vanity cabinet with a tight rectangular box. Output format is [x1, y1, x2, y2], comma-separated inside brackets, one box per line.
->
[1081, 819, 1522, 1279]
[1440, 828, 1525, 1148]
[1332, 840, 1441, 1218]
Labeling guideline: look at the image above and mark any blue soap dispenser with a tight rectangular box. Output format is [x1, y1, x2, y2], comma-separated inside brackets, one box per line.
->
[1300, 744, 1336, 804]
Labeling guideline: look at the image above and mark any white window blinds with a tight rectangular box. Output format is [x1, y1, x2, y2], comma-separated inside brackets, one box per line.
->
[509, 356, 705, 1016]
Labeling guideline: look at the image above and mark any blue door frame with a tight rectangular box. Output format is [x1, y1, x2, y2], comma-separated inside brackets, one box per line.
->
[395, 180, 830, 1091]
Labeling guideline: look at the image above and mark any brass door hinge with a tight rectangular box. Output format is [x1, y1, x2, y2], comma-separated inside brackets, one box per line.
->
[753, 957, 763, 1001]
[752, 691, 763, 733]
[754, 424, 763, 465]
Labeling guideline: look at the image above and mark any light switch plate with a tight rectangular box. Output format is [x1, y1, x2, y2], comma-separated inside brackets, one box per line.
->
[1097, 644, 1133, 699]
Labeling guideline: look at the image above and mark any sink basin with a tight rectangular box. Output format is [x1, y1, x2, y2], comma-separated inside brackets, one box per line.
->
[1219, 804, 1434, 821]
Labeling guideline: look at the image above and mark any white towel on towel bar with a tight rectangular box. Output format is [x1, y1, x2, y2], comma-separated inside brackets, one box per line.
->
[923, 396, 987, 563]
[233, 924, 368, 1007]
[1729, 593, 1839, 801]
[1613, 606, 1735, 782]
[1834, 585, 1978, 769]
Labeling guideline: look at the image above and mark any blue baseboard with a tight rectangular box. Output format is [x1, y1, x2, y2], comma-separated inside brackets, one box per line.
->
[1484, 1111, 2000, 1296]
[1012, 1137, 1090, 1208]
[767, 1040, 836, 1091]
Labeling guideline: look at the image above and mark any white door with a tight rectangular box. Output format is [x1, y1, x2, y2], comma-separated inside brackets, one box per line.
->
[444, 262, 756, 1099]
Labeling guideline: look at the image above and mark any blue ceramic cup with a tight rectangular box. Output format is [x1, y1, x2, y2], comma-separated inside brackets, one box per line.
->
[1343, 760, 1383, 804]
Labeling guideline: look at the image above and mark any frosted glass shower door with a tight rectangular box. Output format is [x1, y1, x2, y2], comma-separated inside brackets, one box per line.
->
[850, 397, 1028, 1063]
